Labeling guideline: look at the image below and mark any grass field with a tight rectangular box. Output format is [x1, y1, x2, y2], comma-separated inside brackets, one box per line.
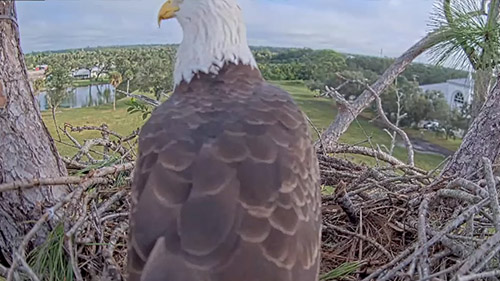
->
[41, 80, 459, 171]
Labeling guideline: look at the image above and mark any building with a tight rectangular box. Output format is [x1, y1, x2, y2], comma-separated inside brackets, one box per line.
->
[91, 66, 100, 78]
[419, 76, 474, 110]
[72, 68, 91, 79]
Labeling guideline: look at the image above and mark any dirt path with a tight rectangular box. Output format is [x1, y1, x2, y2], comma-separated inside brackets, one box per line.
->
[398, 137, 454, 157]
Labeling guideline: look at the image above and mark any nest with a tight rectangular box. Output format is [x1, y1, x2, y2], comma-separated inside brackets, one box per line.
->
[1, 124, 500, 281]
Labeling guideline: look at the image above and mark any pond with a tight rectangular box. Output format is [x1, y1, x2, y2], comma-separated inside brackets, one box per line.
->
[36, 83, 116, 111]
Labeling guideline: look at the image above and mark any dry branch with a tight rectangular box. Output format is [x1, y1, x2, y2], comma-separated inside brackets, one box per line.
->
[483, 157, 500, 230]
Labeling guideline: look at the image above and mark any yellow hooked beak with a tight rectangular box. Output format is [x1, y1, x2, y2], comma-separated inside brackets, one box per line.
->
[158, 0, 180, 27]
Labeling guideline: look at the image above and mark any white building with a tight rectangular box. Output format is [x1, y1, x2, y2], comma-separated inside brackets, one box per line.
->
[72, 68, 91, 79]
[419, 76, 474, 109]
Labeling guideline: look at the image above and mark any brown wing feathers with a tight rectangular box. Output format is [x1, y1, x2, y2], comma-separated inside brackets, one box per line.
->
[128, 64, 321, 281]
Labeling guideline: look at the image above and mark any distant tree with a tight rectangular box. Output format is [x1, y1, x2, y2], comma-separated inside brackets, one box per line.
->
[134, 53, 174, 101]
[33, 77, 45, 94]
[109, 71, 123, 111]
[124, 69, 134, 94]
[45, 62, 74, 140]
[305, 50, 347, 82]
[440, 104, 471, 139]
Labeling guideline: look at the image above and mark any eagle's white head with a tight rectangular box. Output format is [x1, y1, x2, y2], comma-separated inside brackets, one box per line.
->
[158, 0, 258, 86]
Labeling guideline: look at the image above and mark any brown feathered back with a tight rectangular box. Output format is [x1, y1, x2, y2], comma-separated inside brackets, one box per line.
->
[128, 63, 321, 281]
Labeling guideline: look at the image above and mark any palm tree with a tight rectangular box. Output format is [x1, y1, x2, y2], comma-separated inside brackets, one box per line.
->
[428, 0, 500, 121]
[124, 69, 134, 94]
[109, 71, 123, 111]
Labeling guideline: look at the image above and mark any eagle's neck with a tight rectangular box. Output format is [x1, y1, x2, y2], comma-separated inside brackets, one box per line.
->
[174, 2, 258, 86]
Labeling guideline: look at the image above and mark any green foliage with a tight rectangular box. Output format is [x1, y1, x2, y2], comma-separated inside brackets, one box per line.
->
[440, 103, 472, 138]
[428, 0, 500, 70]
[124, 69, 134, 81]
[27, 223, 73, 281]
[126, 97, 153, 120]
[320, 262, 362, 280]
[130, 49, 175, 100]
[381, 78, 452, 127]
[45, 62, 74, 110]
[33, 78, 45, 93]
[257, 48, 345, 81]
[307, 69, 379, 99]
[25, 46, 177, 100]
[345, 54, 468, 85]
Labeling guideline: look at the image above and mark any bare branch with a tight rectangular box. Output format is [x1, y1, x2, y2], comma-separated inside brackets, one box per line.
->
[370, 85, 415, 166]
[116, 88, 160, 107]
[378, 198, 489, 281]
[458, 270, 500, 281]
[0, 162, 133, 193]
[483, 157, 500, 230]
[456, 231, 500, 276]
[417, 195, 431, 279]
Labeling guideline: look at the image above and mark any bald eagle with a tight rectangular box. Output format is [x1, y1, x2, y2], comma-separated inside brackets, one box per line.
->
[127, 0, 322, 280]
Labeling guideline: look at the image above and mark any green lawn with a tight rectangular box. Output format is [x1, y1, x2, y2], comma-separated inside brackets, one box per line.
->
[41, 80, 458, 171]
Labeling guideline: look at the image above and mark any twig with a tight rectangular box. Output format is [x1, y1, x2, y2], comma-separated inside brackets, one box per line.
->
[323, 222, 393, 260]
[305, 114, 325, 153]
[15, 253, 40, 281]
[334, 181, 359, 224]
[361, 244, 416, 281]
[377, 198, 489, 281]
[483, 157, 500, 230]
[419, 263, 462, 281]
[0, 162, 133, 193]
[6, 187, 85, 281]
[103, 222, 127, 281]
[0, 176, 84, 193]
[325, 144, 425, 174]
[447, 178, 488, 198]
[370, 86, 414, 166]
[437, 189, 482, 203]
[88, 162, 134, 178]
[457, 270, 500, 281]
[66, 238, 83, 281]
[417, 195, 431, 279]
[100, 212, 129, 222]
[456, 231, 500, 276]
[67, 124, 122, 139]
[116, 89, 160, 107]
[471, 242, 500, 273]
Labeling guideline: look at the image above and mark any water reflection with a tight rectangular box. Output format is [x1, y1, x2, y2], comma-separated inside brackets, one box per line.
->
[36, 83, 116, 111]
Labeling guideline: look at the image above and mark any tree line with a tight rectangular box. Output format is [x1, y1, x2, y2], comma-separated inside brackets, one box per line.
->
[26, 45, 470, 134]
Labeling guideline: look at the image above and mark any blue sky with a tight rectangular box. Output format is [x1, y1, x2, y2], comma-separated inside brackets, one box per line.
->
[17, 0, 436, 59]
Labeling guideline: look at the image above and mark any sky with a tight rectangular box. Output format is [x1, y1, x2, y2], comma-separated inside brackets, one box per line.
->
[17, 0, 437, 60]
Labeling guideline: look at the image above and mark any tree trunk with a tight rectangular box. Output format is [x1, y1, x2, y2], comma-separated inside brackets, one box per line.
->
[441, 74, 500, 179]
[470, 68, 493, 122]
[0, 2, 68, 262]
[321, 31, 447, 147]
